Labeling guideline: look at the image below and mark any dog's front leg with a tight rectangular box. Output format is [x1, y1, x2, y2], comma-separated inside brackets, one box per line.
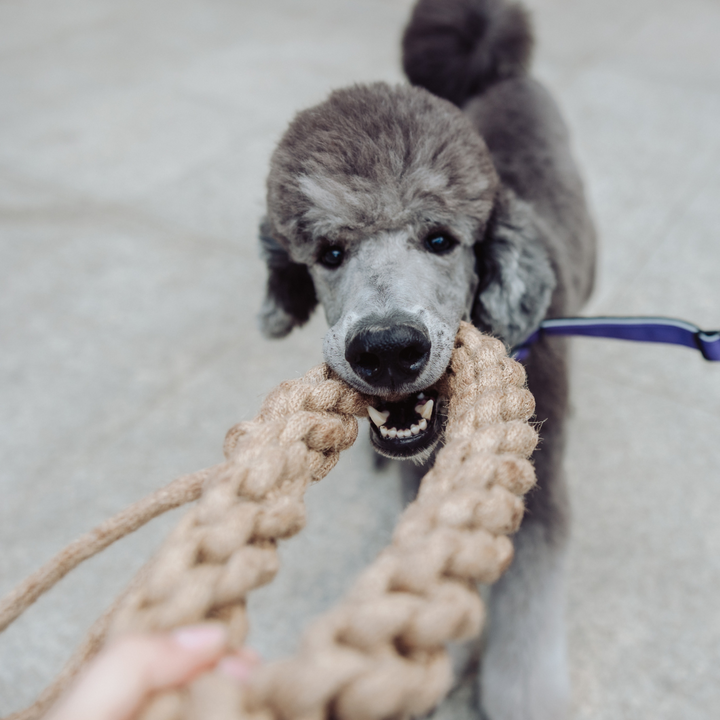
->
[479, 516, 570, 720]
[480, 338, 572, 720]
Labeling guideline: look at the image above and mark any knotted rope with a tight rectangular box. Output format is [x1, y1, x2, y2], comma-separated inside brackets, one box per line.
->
[1, 323, 537, 720]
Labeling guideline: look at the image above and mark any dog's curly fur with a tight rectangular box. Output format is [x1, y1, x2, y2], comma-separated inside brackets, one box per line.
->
[257, 1, 596, 718]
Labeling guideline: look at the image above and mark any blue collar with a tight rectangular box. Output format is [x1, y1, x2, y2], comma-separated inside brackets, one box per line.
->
[512, 316, 720, 362]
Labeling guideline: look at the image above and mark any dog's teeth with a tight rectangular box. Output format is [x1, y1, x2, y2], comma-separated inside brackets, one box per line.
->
[420, 399, 434, 420]
[380, 426, 388, 438]
[402, 429, 412, 438]
[411, 424, 420, 435]
[368, 406, 390, 427]
[388, 427, 398, 439]
[418, 418, 427, 431]
[414, 403, 424, 415]
[418, 392, 425, 400]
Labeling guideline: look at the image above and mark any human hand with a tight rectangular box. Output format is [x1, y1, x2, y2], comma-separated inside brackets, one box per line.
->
[45, 624, 260, 720]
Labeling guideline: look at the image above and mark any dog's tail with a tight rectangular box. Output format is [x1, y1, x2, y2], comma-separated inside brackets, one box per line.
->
[402, 0, 533, 107]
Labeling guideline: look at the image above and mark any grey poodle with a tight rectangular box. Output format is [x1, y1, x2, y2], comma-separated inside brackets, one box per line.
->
[257, 1, 596, 718]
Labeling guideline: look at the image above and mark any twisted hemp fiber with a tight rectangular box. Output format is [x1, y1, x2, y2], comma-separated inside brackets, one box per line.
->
[0, 322, 538, 720]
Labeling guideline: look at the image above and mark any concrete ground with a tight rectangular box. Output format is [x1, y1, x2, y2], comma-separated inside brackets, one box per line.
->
[1, 0, 718, 717]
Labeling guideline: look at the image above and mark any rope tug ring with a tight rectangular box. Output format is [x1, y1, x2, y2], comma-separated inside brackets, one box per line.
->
[0, 322, 538, 720]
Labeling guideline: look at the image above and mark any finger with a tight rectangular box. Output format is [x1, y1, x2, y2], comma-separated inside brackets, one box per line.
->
[46, 624, 227, 720]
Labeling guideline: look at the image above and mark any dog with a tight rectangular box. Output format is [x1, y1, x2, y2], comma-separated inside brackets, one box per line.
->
[256, 1, 596, 718]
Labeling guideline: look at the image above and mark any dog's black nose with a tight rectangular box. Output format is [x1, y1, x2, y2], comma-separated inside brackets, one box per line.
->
[345, 318, 431, 387]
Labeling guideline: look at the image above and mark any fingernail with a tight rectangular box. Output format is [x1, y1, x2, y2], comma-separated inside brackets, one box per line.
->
[239, 647, 262, 665]
[172, 624, 227, 650]
[217, 656, 254, 682]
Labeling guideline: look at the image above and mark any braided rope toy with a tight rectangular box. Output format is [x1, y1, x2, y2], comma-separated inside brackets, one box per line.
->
[0, 323, 538, 720]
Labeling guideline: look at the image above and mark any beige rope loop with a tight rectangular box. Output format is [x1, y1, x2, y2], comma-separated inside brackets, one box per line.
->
[0, 322, 538, 720]
[223, 325, 537, 720]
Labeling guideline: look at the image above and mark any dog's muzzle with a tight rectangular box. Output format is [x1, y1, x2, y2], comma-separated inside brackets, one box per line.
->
[344, 314, 445, 460]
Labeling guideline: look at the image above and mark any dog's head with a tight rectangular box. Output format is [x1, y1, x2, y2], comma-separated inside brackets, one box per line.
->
[259, 83, 554, 461]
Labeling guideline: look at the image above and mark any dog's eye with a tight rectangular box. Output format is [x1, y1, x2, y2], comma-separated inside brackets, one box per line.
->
[425, 233, 456, 254]
[319, 246, 344, 268]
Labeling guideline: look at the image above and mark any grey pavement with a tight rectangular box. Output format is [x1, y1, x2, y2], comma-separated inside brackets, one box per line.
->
[1, 1, 718, 718]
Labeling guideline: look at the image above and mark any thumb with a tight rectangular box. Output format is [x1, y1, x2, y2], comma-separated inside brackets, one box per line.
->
[46, 624, 228, 720]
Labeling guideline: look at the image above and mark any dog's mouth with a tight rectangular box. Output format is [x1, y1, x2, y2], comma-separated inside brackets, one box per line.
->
[366, 389, 443, 461]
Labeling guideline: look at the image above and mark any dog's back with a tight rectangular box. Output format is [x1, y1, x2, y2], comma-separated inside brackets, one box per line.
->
[403, 0, 596, 315]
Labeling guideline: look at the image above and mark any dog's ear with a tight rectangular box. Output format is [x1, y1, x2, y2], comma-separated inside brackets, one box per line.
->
[472, 188, 556, 348]
[257, 220, 318, 339]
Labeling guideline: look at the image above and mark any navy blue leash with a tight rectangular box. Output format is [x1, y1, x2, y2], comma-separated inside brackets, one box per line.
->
[512, 316, 720, 362]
